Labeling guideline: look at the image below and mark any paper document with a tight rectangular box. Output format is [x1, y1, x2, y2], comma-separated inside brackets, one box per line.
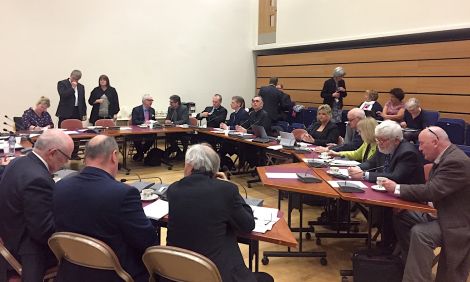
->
[328, 181, 368, 188]
[251, 206, 280, 233]
[63, 130, 79, 135]
[143, 199, 169, 220]
[267, 145, 283, 150]
[119, 127, 132, 130]
[266, 173, 298, 179]
[330, 159, 360, 166]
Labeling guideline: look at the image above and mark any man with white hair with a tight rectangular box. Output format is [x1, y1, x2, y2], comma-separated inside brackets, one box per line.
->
[0, 129, 74, 281]
[53, 136, 158, 281]
[382, 127, 470, 282]
[131, 94, 156, 161]
[327, 107, 366, 152]
[166, 144, 271, 282]
[348, 120, 425, 250]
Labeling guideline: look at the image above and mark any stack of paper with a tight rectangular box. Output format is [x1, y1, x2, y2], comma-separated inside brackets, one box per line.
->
[143, 199, 169, 220]
[250, 206, 280, 233]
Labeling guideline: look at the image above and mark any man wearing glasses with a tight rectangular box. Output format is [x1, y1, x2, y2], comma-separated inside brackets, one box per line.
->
[236, 96, 271, 135]
[131, 94, 156, 161]
[348, 120, 425, 251]
[382, 127, 470, 282]
[0, 129, 74, 281]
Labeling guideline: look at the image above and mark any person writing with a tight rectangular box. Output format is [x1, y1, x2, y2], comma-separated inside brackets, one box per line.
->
[21, 96, 54, 130]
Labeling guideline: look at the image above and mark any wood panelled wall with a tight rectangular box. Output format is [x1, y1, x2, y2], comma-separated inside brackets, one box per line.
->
[256, 40, 470, 122]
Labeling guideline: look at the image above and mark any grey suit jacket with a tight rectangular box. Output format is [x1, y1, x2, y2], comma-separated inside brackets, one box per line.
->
[400, 144, 470, 282]
[165, 105, 189, 125]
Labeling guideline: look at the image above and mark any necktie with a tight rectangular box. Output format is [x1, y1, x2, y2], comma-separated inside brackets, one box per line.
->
[383, 154, 391, 173]
[144, 109, 149, 121]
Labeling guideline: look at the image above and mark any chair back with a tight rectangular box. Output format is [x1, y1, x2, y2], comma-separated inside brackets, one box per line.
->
[292, 129, 307, 141]
[189, 117, 198, 126]
[422, 110, 440, 126]
[436, 118, 466, 145]
[48, 232, 133, 282]
[142, 246, 222, 282]
[0, 238, 22, 275]
[60, 119, 83, 130]
[13, 117, 25, 131]
[95, 119, 116, 127]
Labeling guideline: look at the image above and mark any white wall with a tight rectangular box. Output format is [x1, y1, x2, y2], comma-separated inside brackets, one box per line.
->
[0, 0, 257, 126]
[256, 0, 470, 49]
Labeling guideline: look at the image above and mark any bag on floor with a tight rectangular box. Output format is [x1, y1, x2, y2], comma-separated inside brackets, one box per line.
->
[144, 148, 164, 166]
[352, 248, 403, 282]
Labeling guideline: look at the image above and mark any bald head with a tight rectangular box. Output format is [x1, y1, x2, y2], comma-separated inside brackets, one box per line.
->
[418, 126, 451, 162]
[33, 129, 74, 173]
[34, 129, 74, 155]
[84, 135, 119, 176]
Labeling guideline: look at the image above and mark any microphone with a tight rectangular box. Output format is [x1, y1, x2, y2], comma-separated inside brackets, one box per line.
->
[337, 165, 385, 193]
[4, 115, 24, 131]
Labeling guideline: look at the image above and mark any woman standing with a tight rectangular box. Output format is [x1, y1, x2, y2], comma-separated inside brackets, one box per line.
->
[21, 96, 54, 130]
[89, 74, 120, 125]
[321, 66, 347, 133]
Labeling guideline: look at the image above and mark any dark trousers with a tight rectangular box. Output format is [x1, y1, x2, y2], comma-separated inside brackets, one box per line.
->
[0, 246, 56, 282]
[133, 134, 155, 156]
[166, 133, 189, 155]
[58, 106, 80, 128]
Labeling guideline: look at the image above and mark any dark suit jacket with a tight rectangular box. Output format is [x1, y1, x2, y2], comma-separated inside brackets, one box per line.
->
[359, 140, 425, 184]
[258, 85, 287, 122]
[56, 78, 87, 118]
[196, 106, 228, 128]
[0, 153, 55, 279]
[165, 105, 189, 125]
[331, 126, 363, 152]
[246, 109, 271, 135]
[167, 173, 256, 282]
[321, 78, 347, 109]
[53, 167, 158, 282]
[88, 86, 120, 124]
[131, 105, 156, 125]
[400, 145, 470, 282]
[226, 109, 250, 130]
[306, 121, 340, 146]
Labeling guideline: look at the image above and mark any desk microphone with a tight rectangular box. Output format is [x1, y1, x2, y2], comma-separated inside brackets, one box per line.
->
[337, 165, 385, 193]
[4, 115, 24, 131]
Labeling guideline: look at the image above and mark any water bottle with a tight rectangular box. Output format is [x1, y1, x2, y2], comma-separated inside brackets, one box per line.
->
[8, 134, 16, 157]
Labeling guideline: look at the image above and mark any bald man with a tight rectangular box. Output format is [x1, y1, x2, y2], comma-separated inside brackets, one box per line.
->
[54, 135, 157, 282]
[382, 127, 470, 282]
[0, 129, 74, 281]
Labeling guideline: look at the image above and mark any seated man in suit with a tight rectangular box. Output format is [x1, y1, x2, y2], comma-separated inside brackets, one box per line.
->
[165, 94, 190, 159]
[131, 94, 157, 161]
[196, 94, 227, 128]
[348, 120, 425, 250]
[220, 96, 249, 130]
[0, 129, 74, 281]
[235, 96, 271, 135]
[382, 127, 470, 282]
[167, 144, 272, 282]
[53, 135, 158, 282]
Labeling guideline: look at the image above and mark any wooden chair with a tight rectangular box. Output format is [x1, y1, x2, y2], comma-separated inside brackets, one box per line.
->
[48, 232, 133, 282]
[0, 238, 57, 281]
[142, 246, 222, 282]
[189, 117, 198, 126]
[59, 119, 83, 130]
[95, 119, 116, 127]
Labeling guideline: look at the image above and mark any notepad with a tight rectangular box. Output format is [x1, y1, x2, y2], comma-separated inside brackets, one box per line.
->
[143, 199, 169, 220]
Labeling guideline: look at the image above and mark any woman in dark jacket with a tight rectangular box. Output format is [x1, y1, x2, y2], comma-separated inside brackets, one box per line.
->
[301, 104, 340, 146]
[88, 74, 120, 125]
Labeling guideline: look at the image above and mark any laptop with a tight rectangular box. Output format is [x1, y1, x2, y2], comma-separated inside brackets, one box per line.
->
[252, 125, 276, 143]
[280, 131, 296, 147]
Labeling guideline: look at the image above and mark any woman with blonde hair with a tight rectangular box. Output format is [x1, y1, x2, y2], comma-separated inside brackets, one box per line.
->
[21, 96, 54, 130]
[301, 104, 340, 146]
[329, 117, 378, 162]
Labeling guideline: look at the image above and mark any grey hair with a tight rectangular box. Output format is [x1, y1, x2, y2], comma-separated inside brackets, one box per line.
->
[70, 70, 82, 80]
[142, 94, 153, 102]
[34, 129, 69, 152]
[375, 120, 403, 141]
[185, 144, 220, 176]
[333, 66, 345, 77]
[85, 136, 119, 161]
[348, 108, 366, 120]
[405, 98, 420, 110]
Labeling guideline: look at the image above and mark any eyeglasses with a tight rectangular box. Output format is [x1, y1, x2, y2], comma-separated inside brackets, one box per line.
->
[427, 127, 439, 140]
[375, 137, 390, 144]
[252, 99, 261, 103]
[55, 148, 71, 160]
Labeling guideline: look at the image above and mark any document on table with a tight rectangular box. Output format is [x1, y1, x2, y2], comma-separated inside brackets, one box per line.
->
[327, 181, 368, 188]
[63, 130, 79, 135]
[119, 127, 132, 130]
[250, 206, 280, 233]
[265, 173, 298, 179]
[143, 199, 169, 220]
[329, 159, 360, 166]
[267, 145, 283, 150]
